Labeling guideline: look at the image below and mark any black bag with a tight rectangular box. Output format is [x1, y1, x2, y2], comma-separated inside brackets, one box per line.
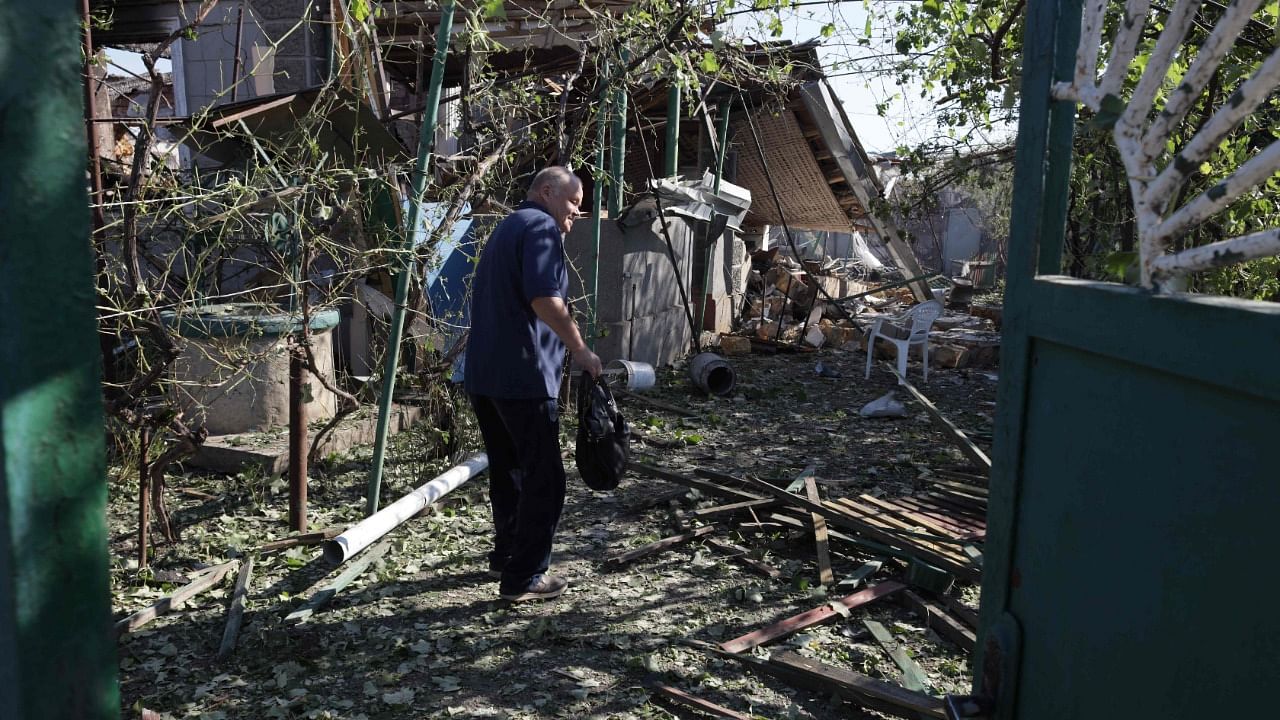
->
[574, 373, 630, 491]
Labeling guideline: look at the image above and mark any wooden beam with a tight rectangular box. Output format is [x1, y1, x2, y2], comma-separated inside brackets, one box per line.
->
[900, 589, 976, 652]
[769, 651, 946, 720]
[605, 526, 716, 567]
[704, 537, 782, 579]
[864, 619, 931, 692]
[894, 371, 993, 471]
[804, 476, 835, 586]
[797, 81, 933, 303]
[258, 527, 342, 555]
[217, 555, 255, 659]
[720, 581, 905, 654]
[114, 560, 238, 638]
[613, 388, 699, 417]
[633, 463, 763, 502]
[688, 498, 780, 520]
[651, 683, 754, 720]
[286, 538, 392, 624]
[939, 594, 980, 629]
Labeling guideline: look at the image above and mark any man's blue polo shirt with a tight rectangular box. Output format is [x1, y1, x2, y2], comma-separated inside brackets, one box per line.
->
[464, 200, 569, 399]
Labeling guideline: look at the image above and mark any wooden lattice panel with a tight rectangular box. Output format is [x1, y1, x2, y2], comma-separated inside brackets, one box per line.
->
[731, 109, 854, 232]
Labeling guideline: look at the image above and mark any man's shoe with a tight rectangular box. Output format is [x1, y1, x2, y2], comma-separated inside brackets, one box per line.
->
[499, 574, 568, 602]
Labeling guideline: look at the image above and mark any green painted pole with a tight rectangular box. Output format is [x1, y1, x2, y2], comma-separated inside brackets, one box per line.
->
[665, 84, 681, 176]
[696, 103, 733, 337]
[608, 52, 628, 215]
[588, 72, 608, 350]
[0, 2, 118, 717]
[366, 0, 455, 515]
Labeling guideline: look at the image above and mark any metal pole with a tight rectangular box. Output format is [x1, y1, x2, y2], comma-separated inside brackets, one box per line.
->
[588, 67, 608, 349]
[608, 51, 628, 215]
[1, 0, 119, 712]
[665, 84, 681, 176]
[139, 427, 151, 570]
[366, 0, 456, 515]
[289, 346, 308, 531]
[230, 6, 245, 102]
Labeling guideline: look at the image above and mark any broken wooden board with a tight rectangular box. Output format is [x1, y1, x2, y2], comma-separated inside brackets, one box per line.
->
[286, 538, 391, 624]
[217, 555, 255, 659]
[605, 526, 716, 567]
[804, 476, 835, 586]
[770, 651, 946, 720]
[687, 498, 780, 520]
[115, 560, 239, 638]
[864, 619, 931, 692]
[613, 388, 699, 417]
[703, 537, 782, 579]
[720, 581, 905, 654]
[900, 590, 976, 652]
[259, 527, 342, 555]
[633, 463, 764, 502]
[651, 683, 754, 720]
[892, 369, 992, 471]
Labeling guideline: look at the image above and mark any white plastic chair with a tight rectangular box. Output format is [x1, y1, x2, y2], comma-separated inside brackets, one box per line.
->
[864, 300, 943, 384]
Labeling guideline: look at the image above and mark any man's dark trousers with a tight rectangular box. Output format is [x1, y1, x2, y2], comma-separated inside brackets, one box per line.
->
[468, 394, 566, 592]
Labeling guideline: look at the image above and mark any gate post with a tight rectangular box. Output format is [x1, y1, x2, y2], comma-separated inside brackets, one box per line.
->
[0, 3, 119, 718]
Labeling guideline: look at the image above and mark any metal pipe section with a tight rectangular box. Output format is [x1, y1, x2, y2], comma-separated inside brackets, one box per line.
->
[588, 62, 608, 348]
[288, 348, 308, 531]
[327, 453, 489, 564]
[714, 101, 731, 193]
[665, 84, 681, 175]
[365, 0, 456, 515]
[608, 50, 628, 215]
[696, 103, 733, 342]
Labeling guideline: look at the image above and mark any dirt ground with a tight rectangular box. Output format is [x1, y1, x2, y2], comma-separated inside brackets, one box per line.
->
[109, 346, 995, 719]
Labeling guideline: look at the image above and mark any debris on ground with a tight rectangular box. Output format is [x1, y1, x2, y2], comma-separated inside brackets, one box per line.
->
[109, 350, 994, 719]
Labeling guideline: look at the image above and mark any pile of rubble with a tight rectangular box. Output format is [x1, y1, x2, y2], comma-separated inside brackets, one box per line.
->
[719, 250, 1002, 371]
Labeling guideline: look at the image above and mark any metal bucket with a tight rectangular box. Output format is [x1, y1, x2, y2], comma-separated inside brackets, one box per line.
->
[688, 352, 736, 396]
[604, 359, 656, 391]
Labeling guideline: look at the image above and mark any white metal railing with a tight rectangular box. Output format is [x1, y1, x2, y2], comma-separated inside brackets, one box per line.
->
[1051, 0, 1280, 291]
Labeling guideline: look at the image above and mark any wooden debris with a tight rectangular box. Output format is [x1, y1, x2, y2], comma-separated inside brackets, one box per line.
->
[687, 498, 780, 520]
[613, 388, 699, 417]
[633, 463, 763, 502]
[900, 589, 976, 651]
[258, 527, 341, 555]
[286, 538, 392, 624]
[720, 581, 905, 654]
[803, 476, 835, 586]
[697, 468, 979, 582]
[115, 560, 239, 638]
[718, 335, 752, 356]
[892, 368, 992, 471]
[217, 554, 255, 659]
[703, 537, 782, 579]
[605, 525, 716, 567]
[683, 640, 944, 720]
[769, 651, 946, 720]
[863, 619, 931, 692]
[651, 683, 754, 720]
[939, 594, 980, 629]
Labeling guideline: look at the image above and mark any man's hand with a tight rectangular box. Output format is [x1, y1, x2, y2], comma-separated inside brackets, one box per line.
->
[530, 296, 603, 378]
[573, 346, 603, 378]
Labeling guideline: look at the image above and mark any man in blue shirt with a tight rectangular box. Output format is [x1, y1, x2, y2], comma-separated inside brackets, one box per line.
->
[465, 166, 603, 602]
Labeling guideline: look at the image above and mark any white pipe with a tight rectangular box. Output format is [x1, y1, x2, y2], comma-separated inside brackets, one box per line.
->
[323, 453, 489, 564]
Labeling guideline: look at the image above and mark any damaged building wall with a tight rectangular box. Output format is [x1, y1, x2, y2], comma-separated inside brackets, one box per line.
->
[563, 213, 698, 368]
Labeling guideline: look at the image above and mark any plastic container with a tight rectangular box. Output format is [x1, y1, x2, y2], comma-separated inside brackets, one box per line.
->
[688, 352, 736, 396]
[603, 359, 656, 391]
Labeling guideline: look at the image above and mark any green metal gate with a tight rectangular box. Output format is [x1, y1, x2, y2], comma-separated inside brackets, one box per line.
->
[971, 1, 1280, 718]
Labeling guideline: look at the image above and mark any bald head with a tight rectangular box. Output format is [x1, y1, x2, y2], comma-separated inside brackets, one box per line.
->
[527, 166, 582, 199]
[526, 166, 584, 234]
